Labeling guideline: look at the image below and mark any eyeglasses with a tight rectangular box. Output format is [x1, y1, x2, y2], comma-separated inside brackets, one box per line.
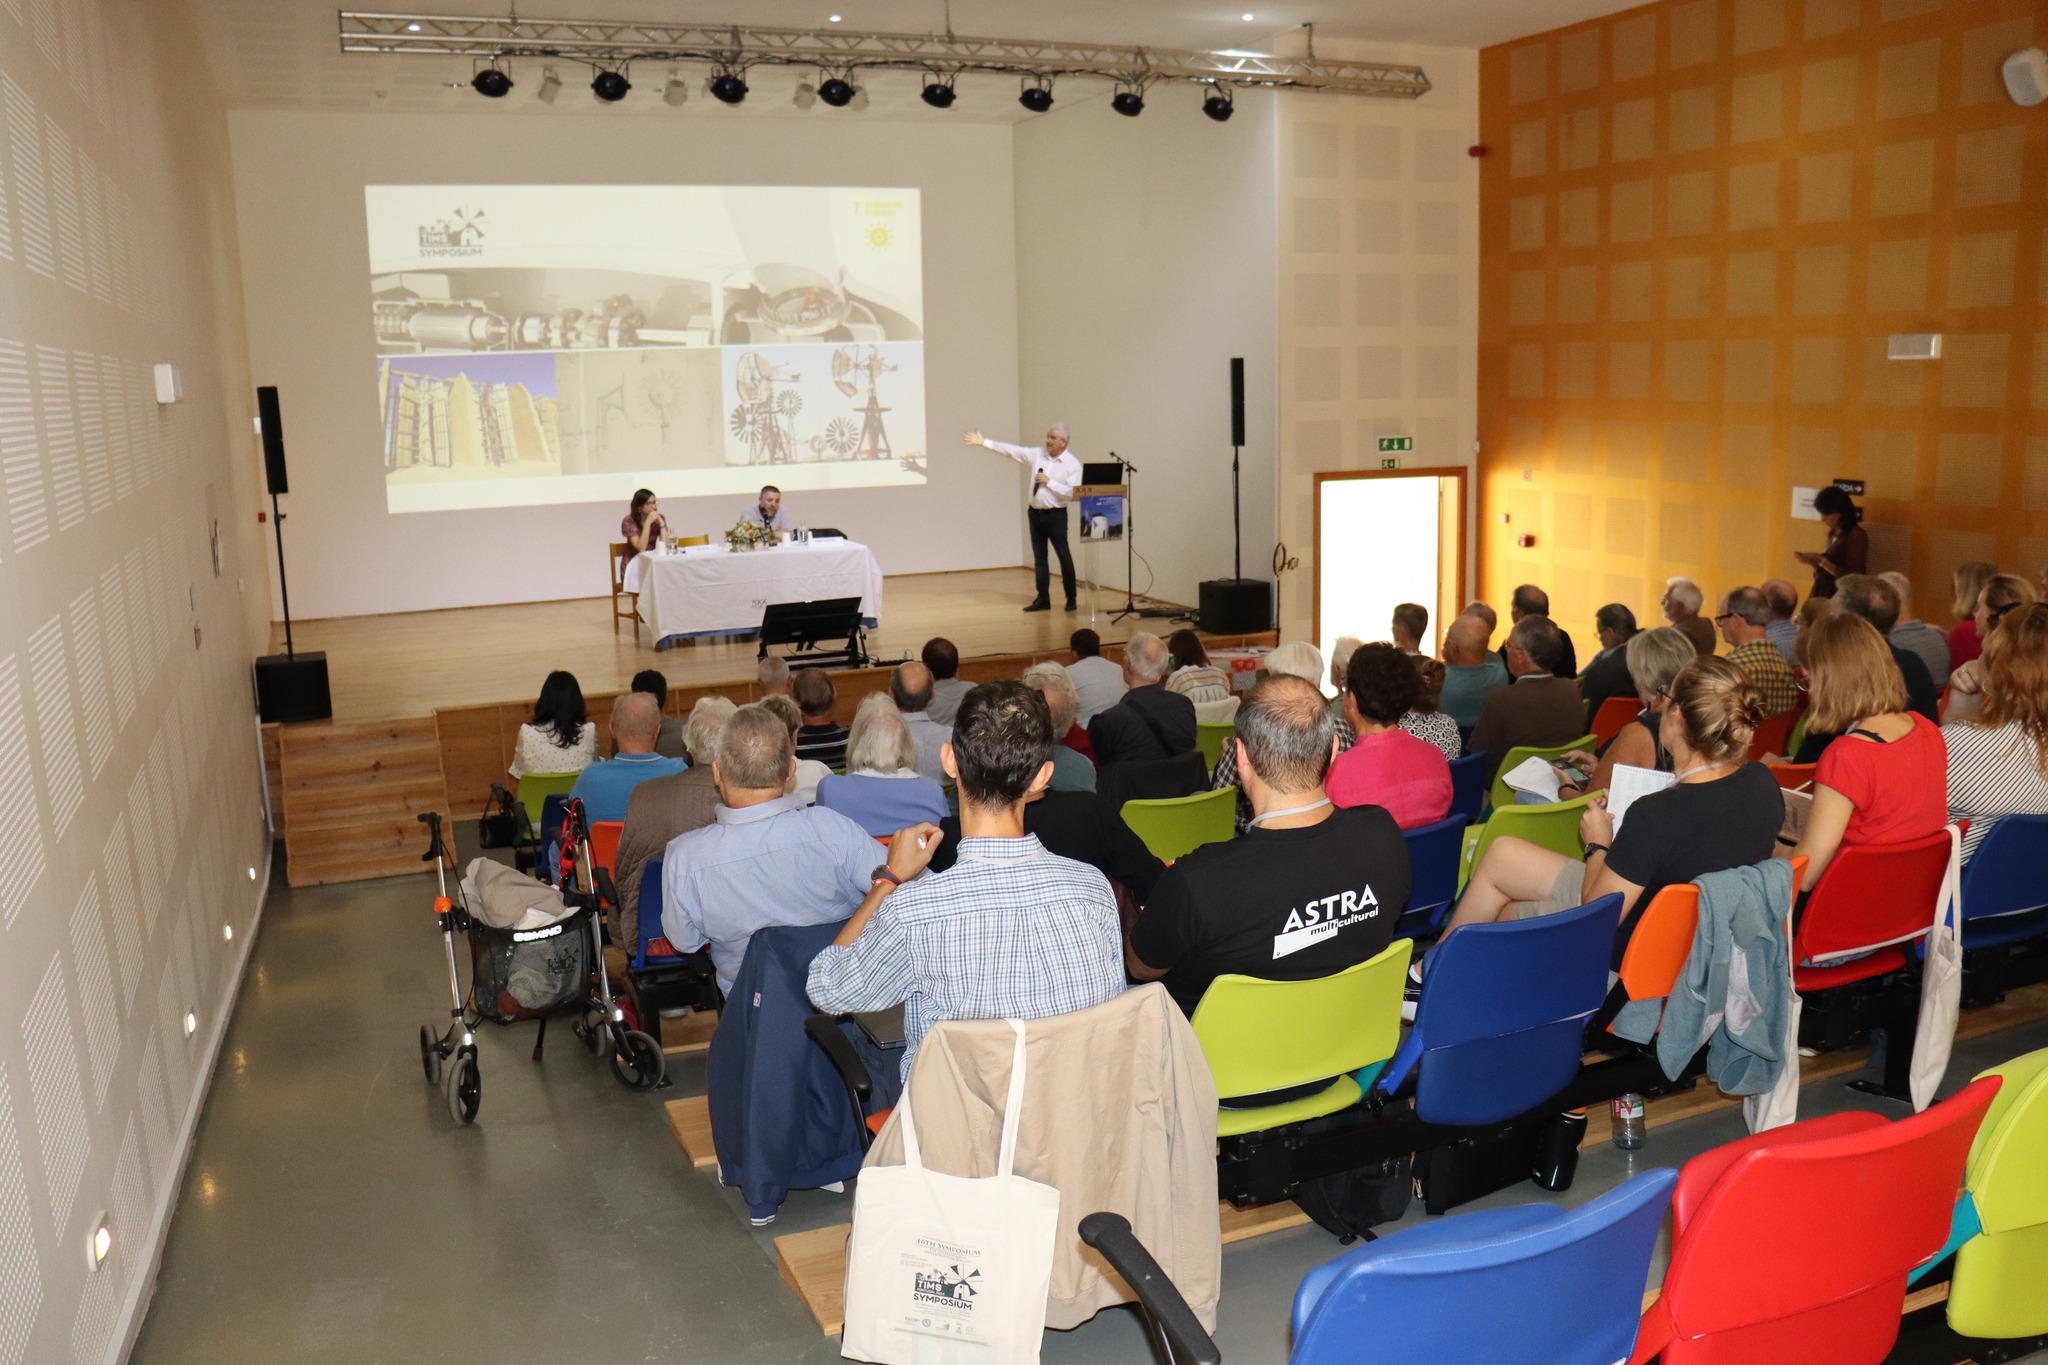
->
[1713, 611, 1738, 622]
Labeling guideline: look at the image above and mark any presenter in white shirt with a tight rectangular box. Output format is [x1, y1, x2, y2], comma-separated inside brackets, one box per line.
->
[965, 423, 1084, 612]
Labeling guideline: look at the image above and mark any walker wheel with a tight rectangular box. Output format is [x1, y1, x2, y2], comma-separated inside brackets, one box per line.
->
[446, 1048, 481, 1124]
[579, 1008, 611, 1060]
[418, 1024, 441, 1086]
[610, 1029, 666, 1090]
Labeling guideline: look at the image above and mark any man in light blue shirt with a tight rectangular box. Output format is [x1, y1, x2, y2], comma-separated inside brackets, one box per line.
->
[890, 661, 954, 787]
[661, 704, 878, 997]
[568, 693, 688, 822]
[740, 483, 793, 533]
[1762, 580, 1800, 664]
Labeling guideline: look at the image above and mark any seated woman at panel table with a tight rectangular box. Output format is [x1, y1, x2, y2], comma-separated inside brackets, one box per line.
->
[620, 488, 666, 565]
[815, 693, 950, 837]
[508, 670, 599, 780]
[1555, 626, 1695, 801]
[1943, 603, 2048, 867]
[1443, 657, 1785, 960]
[1784, 614, 1948, 893]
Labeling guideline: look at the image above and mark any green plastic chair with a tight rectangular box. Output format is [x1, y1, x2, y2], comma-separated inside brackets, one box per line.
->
[1948, 1046, 2048, 1340]
[1120, 788, 1237, 862]
[1487, 734, 1598, 811]
[1195, 722, 1235, 779]
[1457, 792, 1602, 893]
[515, 771, 580, 837]
[1190, 938, 1413, 1138]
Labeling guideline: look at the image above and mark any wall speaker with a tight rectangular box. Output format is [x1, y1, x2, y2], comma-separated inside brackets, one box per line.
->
[256, 385, 289, 496]
[1199, 578, 1271, 635]
[2003, 48, 2046, 107]
[1229, 357, 1246, 448]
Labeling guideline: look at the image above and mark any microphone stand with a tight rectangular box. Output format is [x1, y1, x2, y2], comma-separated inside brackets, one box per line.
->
[1109, 452, 1140, 623]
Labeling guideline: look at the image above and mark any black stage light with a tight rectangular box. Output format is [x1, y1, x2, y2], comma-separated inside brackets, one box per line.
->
[1203, 87, 1234, 121]
[709, 71, 748, 104]
[1019, 79, 1053, 113]
[921, 80, 956, 108]
[472, 66, 512, 98]
[1111, 88, 1144, 117]
[591, 68, 631, 101]
[818, 75, 856, 106]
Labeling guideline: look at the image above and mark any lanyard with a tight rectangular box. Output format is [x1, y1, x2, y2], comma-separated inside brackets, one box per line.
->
[1674, 761, 1731, 782]
[1247, 797, 1333, 829]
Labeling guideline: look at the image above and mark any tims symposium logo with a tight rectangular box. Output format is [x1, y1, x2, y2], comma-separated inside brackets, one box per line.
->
[910, 1264, 981, 1312]
[418, 207, 487, 257]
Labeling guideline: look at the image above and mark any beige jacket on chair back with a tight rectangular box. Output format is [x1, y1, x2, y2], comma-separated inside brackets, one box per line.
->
[862, 983, 1221, 1331]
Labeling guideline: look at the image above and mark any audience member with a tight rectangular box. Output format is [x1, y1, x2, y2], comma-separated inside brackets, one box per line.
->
[757, 655, 791, 698]
[816, 694, 950, 836]
[1948, 561, 2000, 673]
[1163, 629, 1232, 703]
[921, 637, 971, 725]
[807, 682, 1127, 1077]
[1022, 661, 1095, 792]
[1326, 644, 1452, 828]
[1210, 640, 1355, 832]
[1833, 574, 1939, 724]
[1391, 603, 1431, 659]
[1662, 577, 1718, 657]
[1577, 604, 1640, 718]
[1796, 594, 1837, 635]
[1558, 626, 1695, 800]
[1127, 675, 1410, 1016]
[1088, 632, 1197, 764]
[1715, 586, 1800, 716]
[1439, 614, 1510, 729]
[1786, 614, 1948, 890]
[1511, 584, 1577, 678]
[509, 670, 598, 779]
[1944, 575, 2042, 723]
[620, 670, 688, 759]
[613, 697, 734, 947]
[890, 661, 954, 785]
[1944, 604, 2048, 865]
[1327, 635, 1365, 722]
[1468, 616, 1588, 784]
[1067, 628, 1128, 724]
[1879, 572, 1951, 687]
[755, 694, 829, 804]
[661, 706, 882, 997]
[1464, 600, 1503, 667]
[792, 668, 849, 770]
[1761, 579, 1800, 663]
[1400, 657, 1461, 759]
[567, 692, 688, 822]
[1797, 485, 1868, 600]
[1448, 658, 1783, 963]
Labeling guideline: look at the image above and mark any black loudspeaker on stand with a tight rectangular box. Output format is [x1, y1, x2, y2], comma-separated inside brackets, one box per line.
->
[252, 385, 332, 723]
[1198, 357, 1273, 635]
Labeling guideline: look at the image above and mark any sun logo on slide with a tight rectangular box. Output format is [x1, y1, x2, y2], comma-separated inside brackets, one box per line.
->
[866, 224, 893, 251]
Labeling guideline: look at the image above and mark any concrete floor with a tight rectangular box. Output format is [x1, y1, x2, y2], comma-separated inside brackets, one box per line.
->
[129, 862, 2048, 1365]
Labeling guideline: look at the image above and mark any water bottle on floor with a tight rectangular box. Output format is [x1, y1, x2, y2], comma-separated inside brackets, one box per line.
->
[1611, 1093, 1646, 1150]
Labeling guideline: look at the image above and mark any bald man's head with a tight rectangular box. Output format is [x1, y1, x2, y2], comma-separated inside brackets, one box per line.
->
[610, 691, 662, 753]
[1442, 614, 1492, 665]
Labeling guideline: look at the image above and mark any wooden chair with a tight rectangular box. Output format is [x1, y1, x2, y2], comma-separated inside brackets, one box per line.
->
[609, 543, 641, 640]
[673, 533, 709, 547]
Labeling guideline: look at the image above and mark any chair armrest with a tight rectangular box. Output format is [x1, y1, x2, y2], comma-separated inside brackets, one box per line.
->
[1370, 1032, 1424, 1108]
[804, 1014, 876, 1150]
[1078, 1213, 1220, 1365]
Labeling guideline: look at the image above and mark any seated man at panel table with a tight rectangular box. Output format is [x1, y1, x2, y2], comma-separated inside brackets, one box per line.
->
[1716, 586, 1800, 717]
[568, 692, 688, 823]
[613, 697, 734, 949]
[1088, 632, 1198, 766]
[792, 668, 849, 771]
[1879, 571, 1952, 688]
[922, 637, 972, 725]
[1439, 614, 1509, 730]
[1126, 674, 1410, 1017]
[740, 483, 793, 535]
[1577, 604, 1639, 719]
[891, 661, 954, 786]
[807, 681, 1127, 1078]
[1833, 574, 1941, 724]
[1467, 615, 1589, 786]
[660, 706, 881, 998]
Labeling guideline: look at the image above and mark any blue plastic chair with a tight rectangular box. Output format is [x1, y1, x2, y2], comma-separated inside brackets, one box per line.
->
[1447, 752, 1488, 825]
[1958, 813, 2048, 950]
[631, 855, 686, 970]
[1375, 893, 1625, 1126]
[1394, 814, 1470, 940]
[1290, 1168, 1678, 1365]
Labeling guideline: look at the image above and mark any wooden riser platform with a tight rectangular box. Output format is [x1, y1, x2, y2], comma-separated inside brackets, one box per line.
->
[278, 717, 450, 886]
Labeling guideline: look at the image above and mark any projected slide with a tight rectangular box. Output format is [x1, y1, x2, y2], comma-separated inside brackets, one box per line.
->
[366, 185, 926, 514]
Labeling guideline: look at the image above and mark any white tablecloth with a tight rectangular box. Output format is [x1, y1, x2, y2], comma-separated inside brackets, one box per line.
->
[621, 539, 884, 642]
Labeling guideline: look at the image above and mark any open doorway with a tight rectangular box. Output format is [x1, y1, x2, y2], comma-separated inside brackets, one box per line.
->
[1313, 468, 1468, 669]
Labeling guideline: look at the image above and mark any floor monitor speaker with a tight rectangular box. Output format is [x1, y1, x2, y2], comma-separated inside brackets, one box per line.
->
[255, 652, 331, 723]
[1198, 578, 1271, 635]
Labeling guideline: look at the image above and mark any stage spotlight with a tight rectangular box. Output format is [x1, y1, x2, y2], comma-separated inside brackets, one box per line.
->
[710, 70, 748, 104]
[471, 65, 512, 98]
[793, 80, 817, 108]
[1111, 85, 1145, 117]
[591, 67, 631, 101]
[1202, 85, 1234, 121]
[921, 79, 956, 108]
[663, 71, 689, 106]
[1019, 77, 1053, 113]
[536, 66, 561, 103]
[818, 75, 856, 106]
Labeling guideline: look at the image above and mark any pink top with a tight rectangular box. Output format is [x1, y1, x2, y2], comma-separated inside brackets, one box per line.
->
[1947, 619, 1982, 673]
[1326, 728, 1453, 830]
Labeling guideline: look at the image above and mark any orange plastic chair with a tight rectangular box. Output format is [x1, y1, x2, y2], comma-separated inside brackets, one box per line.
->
[1746, 709, 1796, 762]
[1768, 762, 1816, 791]
[588, 820, 624, 878]
[1590, 697, 1639, 747]
[1615, 857, 1805, 1014]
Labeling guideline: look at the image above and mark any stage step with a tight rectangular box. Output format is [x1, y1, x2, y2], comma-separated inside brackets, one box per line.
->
[665, 1095, 719, 1169]
[278, 717, 450, 886]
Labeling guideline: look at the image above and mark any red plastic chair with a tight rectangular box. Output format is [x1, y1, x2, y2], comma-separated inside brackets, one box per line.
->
[1768, 762, 1817, 791]
[1630, 1076, 2002, 1365]
[588, 820, 624, 879]
[1746, 708, 1795, 762]
[1590, 696, 1639, 747]
[1792, 831, 1952, 992]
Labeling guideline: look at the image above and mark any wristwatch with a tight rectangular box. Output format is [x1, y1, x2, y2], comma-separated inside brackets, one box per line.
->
[1584, 842, 1610, 857]
[870, 864, 903, 890]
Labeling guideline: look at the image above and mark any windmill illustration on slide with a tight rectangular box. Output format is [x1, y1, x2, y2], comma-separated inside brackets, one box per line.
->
[831, 345, 895, 460]
[729, 351, 802, 465]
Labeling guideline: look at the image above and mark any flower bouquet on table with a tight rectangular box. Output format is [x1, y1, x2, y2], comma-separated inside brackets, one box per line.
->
[725, 519, 778, 552]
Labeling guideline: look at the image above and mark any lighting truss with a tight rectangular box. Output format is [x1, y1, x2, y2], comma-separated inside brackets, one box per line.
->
[337, 11, 1432, 99]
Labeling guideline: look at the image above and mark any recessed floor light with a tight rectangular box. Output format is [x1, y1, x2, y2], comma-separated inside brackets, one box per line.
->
[184, 1011, 198, 1036]
[1241, 12, 1255, 19]
[828, 12, 842, 20]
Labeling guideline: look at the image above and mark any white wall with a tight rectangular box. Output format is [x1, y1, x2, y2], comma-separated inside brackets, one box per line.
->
[227, 109, 1024, 620]
[1013, 88, 1280, 613]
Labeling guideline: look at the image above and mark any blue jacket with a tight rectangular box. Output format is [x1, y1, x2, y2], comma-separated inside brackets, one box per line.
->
[706, 920, 903, 1221]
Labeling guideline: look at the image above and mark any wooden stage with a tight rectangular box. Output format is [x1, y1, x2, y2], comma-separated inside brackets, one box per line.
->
[260, 567, 1272, 886]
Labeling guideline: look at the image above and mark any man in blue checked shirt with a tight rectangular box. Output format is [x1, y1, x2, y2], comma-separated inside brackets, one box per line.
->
[807, 681, 1126, 1078]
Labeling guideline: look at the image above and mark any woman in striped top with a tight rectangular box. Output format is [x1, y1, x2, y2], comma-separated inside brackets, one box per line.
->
[1944, 603, 2048, 865]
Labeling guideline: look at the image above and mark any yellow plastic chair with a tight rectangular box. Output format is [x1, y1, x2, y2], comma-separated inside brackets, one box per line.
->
[1194, 722, 1235, 779]
[1120, 788, 1237, 862]
[516, 771, 580, 837]
[1457, 792, 1601, 893]
[1948, 1046, 2048, 1339]
[1488, 734, 1597, 811]
[1190, 939, 1413, 1138]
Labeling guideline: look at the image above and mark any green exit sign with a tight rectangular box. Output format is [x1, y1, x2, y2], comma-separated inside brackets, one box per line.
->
[1377, 436, 1412, 452]
[1381, 458, 1400, 469]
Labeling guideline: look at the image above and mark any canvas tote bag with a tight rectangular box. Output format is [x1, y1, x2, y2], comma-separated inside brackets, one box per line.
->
[1908, 824, 1966, 1112]
[841, 1020, 1061, 1365]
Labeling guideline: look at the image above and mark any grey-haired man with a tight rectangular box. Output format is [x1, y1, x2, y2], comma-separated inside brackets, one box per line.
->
[965, 423, 1083, 613]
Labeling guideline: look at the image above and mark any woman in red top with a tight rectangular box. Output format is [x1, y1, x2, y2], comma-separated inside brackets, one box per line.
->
[1946, 561, 1998, 674]
[620, 487, 666, 565]
[1788, 614, 1947, 891]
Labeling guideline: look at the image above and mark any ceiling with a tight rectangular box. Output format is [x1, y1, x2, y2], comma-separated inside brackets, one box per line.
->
[186, 0, 1653, 118]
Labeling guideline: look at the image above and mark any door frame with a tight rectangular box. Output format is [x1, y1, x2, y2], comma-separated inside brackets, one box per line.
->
[1312, 466, 1469, 650]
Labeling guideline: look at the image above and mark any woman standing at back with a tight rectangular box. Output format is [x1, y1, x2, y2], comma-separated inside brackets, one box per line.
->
[508, 670, 598, 780]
